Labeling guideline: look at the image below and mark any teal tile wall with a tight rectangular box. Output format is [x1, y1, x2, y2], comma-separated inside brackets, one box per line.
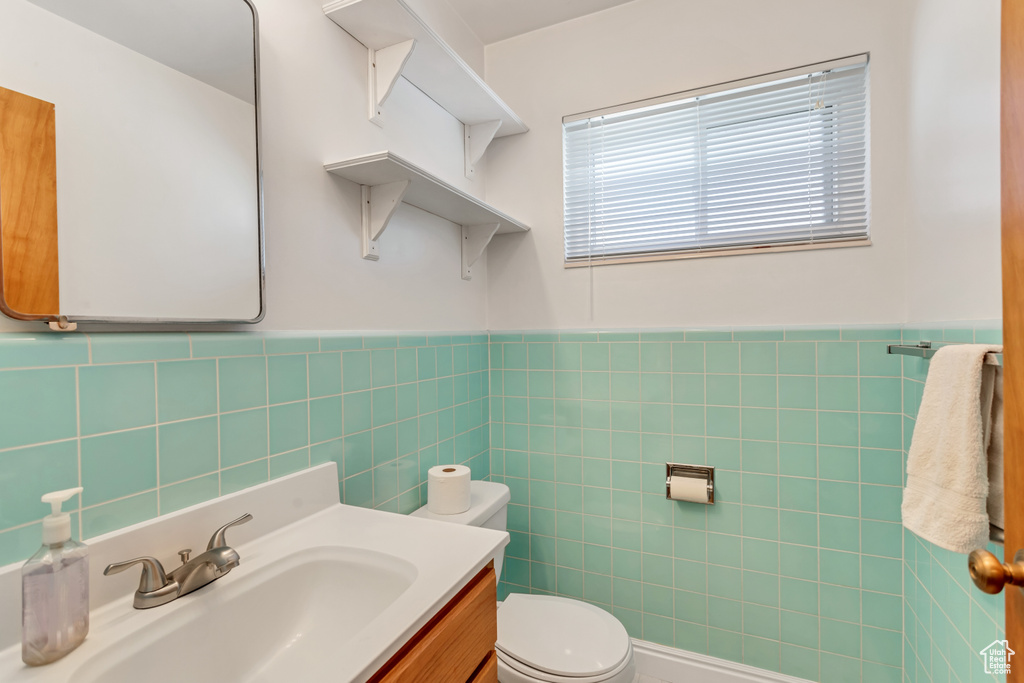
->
[488, 327, 907, 682]
[0, 324, 1010, 683]
[0, 332, 491, 567]
[901, 326, 1006, 683]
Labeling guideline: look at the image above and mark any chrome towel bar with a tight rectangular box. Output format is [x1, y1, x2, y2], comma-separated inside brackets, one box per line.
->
[887, 341, 1002, 366]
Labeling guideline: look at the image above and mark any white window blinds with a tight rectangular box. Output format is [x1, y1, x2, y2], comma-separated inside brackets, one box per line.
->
[563, 55, 870, 263]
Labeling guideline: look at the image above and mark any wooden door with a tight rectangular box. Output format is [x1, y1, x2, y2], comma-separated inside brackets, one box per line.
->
[0, 85, 59, 318]
[1003, 1, 1024, 676]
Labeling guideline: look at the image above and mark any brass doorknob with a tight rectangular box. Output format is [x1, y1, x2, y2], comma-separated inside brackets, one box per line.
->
[968, 549, 1024, 594]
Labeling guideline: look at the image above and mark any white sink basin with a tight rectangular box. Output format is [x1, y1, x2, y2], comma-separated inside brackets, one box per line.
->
[74, 547, 417, 683]
[0, 464, 507, 683]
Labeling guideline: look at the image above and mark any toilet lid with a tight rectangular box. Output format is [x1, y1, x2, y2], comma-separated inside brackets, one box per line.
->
[496, 595, 630, 677]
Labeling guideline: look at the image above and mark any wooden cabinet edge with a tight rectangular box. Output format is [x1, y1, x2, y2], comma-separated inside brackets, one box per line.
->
[369, 562, 497, 683]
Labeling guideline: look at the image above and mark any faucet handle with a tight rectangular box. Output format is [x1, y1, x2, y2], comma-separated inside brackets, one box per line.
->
[206, 513, 253, 550]
[103, 556, 170, 592]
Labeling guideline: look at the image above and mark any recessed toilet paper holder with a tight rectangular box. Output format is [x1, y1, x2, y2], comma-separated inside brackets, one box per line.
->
[665, 463, 715, 504]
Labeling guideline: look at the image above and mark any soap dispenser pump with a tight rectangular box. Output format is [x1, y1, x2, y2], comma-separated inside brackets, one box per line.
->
[22, 487, 90, 666]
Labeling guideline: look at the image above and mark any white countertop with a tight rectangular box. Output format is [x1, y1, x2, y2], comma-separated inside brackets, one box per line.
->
[0, 464, 508, 682]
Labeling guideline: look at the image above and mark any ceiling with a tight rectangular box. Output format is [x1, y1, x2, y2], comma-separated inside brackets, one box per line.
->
[28, 0, 256, 103]
[444, 0, 638, 45]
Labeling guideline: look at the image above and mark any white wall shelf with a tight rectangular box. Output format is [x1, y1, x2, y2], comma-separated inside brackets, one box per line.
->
[323, 0, 528, 178]
[325, 152, 530, 280]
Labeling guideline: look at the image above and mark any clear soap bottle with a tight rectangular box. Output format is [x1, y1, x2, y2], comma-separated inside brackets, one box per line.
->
[22, 487, 89, 666]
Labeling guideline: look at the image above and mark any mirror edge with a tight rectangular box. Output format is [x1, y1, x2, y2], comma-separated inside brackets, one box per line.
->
[0, 0, 266, 329]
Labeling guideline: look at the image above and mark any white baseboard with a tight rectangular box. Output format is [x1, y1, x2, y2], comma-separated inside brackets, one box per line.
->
[632, 639, 814, 683]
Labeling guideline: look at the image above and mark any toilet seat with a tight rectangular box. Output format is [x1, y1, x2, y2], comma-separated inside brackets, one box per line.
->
[496, 594, 634, 682]
[496, 644, 635, 683]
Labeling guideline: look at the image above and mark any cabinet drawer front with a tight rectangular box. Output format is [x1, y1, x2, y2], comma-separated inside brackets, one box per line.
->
[372, 566, 496, 683]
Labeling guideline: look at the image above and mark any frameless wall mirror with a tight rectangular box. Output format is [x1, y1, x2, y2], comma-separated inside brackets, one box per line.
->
[0, 0, 263, 327]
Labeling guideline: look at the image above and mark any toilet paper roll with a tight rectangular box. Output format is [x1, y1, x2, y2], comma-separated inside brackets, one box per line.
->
[669, 475, 709, 504]
[427, 465, 472, 515]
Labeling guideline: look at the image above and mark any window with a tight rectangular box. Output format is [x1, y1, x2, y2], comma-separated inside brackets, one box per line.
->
[562, 55, 870, 265]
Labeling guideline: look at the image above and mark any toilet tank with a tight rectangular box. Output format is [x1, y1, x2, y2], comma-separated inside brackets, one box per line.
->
[411, 481, 510, 578]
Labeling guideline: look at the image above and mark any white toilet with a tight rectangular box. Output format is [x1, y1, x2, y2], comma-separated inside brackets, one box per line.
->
[412, 481, 636, 683]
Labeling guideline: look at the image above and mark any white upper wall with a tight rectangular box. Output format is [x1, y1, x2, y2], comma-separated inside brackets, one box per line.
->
[481, 0, 1001, 330]
[0, 0, 1001, 333]
[252, 0, 491, 331]
[405, 0, 485, 76]
[0, 0, 491, 332]
[444, 0, 637, 46]
[904, 0, 1002, 324]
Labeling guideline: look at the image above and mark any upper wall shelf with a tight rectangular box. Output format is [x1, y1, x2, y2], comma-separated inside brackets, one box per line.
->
[325, 152, 530, 280]
[322, 0, 528, 177]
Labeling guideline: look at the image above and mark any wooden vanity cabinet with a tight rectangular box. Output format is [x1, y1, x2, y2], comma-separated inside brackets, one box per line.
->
[369, 563, 497, 683]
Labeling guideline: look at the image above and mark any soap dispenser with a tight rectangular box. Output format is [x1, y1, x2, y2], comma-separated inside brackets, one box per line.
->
[22, 487, 89, 666]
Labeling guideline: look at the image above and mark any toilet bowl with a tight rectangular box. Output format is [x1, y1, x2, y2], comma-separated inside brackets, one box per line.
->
[495, 594, 635, 683]
[411, 481, 636, 683]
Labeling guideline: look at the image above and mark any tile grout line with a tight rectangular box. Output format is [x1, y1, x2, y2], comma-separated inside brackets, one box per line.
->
[153, 362, 162, 516]
[75, 364, 82, 540]
[264, 353, 270, 486]
[215, 357, 223, 497]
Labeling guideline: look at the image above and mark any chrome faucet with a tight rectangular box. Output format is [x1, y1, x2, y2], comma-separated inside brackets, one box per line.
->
[103, 513, 253, 609]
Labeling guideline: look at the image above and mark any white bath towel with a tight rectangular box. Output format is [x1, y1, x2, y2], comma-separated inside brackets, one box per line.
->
[902, 344, 1004, 553]
[984, 358, 1005, 531]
